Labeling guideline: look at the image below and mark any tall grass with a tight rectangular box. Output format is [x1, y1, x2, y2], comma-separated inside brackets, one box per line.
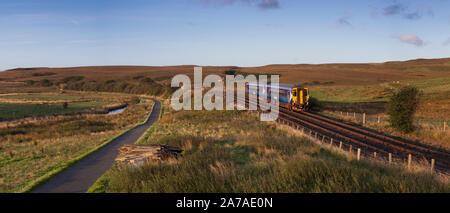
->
[94, 110, 449, 193]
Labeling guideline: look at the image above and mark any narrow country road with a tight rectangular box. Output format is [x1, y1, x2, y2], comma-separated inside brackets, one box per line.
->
[31, 100, 161, 193]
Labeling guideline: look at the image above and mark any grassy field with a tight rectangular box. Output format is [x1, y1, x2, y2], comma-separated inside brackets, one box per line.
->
[0, 94, 86, 101]
[0, 93, 154, 192]
[0, 101, 112, 120]
[89, 105, 448, 193]
[310, 75, 450, 149]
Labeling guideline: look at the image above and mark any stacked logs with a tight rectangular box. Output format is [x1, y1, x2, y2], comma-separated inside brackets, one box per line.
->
[116, 144, 182, 166]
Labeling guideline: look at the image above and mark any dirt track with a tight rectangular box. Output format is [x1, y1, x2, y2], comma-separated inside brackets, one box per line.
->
[31, 100, 161, 193]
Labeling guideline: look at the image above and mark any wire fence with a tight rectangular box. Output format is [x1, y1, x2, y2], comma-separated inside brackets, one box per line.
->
[248, 110, 440, 173]
[328, 110, 448, 132]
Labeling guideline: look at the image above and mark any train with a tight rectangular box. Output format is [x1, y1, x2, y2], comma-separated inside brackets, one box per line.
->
[245, 83, 310, 111]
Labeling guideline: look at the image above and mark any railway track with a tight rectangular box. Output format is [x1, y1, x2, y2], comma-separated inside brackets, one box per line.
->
[239, 96, 450, 173]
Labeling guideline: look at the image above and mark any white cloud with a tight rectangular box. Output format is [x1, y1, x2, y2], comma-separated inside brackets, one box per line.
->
[396, 34, 424, 47]
[202, 0, 279, 9]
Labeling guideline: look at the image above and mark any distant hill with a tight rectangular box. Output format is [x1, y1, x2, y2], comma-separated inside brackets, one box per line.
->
[1, 57, 449, 86]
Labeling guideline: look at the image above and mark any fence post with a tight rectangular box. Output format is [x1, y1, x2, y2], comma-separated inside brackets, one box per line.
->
[357, 148, 361, 161]
[377, 115, 380, 124]
[353, 112, 356, 121]
[346, 112, 349, 117]
[373, 152, 377, 158]
[339, 141, 342, 149]
[322, 135, 324, 143]
[349, 145, 352, 153]
[388, 153, 392, 164]
[363, 113, 366, 125]
[408, 154, 412, 169]
[315, 132, 317, 139]
[431, 159, 435, 172]
[330, 138, 333, 146]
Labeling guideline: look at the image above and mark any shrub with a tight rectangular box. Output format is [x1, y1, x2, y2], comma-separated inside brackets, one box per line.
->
[62, 76, 84, 83]
[308, 97, 320, 111]
[39, 79, 53, 87]
[139, 77, 155, 84]
[224, 70, 237, 75]
[386, 86, 421, 133]
[132, 76, 144, 80]
[32, 72, 55, 77]
[25, 80, 35, 85]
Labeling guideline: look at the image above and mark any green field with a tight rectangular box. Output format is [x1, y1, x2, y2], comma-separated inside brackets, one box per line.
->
[0, 101, 112, 119]
[0, 94, 85, 101]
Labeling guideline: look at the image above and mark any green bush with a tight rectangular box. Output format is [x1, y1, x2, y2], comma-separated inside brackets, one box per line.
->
[308, 97, 320, 111]
[386, 86, 421, 133]
[65, 78, 171, 97]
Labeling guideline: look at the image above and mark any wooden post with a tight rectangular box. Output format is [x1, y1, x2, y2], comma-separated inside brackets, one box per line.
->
[315, 132, 317, 139]
[377, 115, 380, 124]
[346, 112, 349, 117]
[363, 113, 366, 125]
[353, 112, 356, 120]
[357, 148, 361, 161]
[408, 154, 412, 169]
[431, 159, 435, 172]
[373, 152, 377, 158]
[339, 141, 342, 149]
[322, 135, 324, 143]
[388, 153, 392, 164]
[330, 138, 333, 146]
[349, 145, 352, 153]
[340, 111, 342, 115]
[444, 121, 447, 131]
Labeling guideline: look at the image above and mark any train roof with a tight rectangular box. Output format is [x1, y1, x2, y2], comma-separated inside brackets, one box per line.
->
[246, 83, 306, 90]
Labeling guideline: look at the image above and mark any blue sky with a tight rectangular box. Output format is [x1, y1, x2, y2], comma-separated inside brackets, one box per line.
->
[0, 0, 449, 70]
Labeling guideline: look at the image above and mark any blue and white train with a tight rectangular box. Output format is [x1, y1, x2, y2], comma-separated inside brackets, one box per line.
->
[245, 83, 310, 111]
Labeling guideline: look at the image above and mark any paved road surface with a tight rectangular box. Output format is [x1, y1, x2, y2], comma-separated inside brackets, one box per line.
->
[31, 100, 161, 193]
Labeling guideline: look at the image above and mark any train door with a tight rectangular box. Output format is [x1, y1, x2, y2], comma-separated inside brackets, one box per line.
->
[292, 88, 298, 105]
[299, 89, 304, 105]
[303, 88, 309, 106]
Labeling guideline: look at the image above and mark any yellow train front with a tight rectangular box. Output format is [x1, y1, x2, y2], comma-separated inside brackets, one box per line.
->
[246, 83, 310, 111]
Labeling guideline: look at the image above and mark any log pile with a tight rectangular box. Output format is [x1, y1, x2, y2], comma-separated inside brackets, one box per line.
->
[116, 144, 182, 166]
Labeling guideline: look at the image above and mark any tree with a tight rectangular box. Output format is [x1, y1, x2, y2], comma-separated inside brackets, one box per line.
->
[386, 86, 421, 133]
